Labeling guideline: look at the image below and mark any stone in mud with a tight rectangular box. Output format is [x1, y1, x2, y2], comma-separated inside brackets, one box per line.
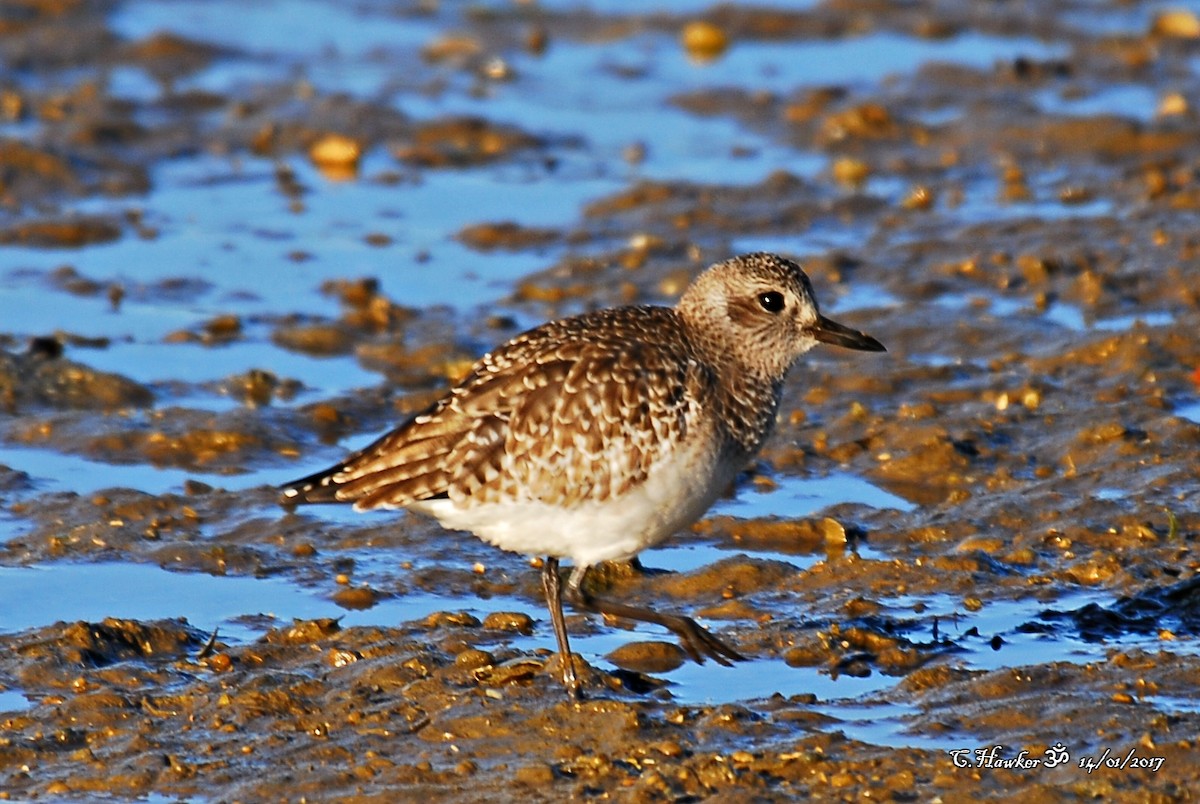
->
[607, 640, 687, 674]
[271, 322, 357, 355]
[481, 611, 535, 634]
[655, 556, 795, 600]
[0, 346, 153, 411]
[0, 216, 122, 248]
[696, 515, 850, 554]
[331, 585, 379, 610]
[393, 117, 544, 168]
[457, 221, 559, 252]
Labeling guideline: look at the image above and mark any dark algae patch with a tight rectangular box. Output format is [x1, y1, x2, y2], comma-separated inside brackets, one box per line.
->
[2, 0, 1200, 800]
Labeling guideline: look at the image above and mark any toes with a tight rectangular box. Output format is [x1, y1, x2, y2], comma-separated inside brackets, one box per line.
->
[672, 618, 745, 666]
[679, 640, 707, 665]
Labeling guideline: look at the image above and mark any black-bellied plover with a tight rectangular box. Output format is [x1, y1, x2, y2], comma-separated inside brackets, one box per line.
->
[281, 252, 885, 696]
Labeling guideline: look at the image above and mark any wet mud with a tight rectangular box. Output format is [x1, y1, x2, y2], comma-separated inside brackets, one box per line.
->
[3, 0, 1200, 800]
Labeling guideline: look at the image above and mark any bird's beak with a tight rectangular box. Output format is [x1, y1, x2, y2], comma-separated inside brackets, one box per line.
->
[811, 315, 886, 352]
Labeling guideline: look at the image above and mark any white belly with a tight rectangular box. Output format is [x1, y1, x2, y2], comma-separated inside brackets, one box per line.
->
[409, 437, 741, 567]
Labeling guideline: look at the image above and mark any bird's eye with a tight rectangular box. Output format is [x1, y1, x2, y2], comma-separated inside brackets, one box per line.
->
[757, 291, 785, 313]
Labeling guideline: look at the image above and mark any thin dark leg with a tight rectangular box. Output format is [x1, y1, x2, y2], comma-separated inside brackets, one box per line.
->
[565, 565, 746, 667]
[540, 557, 581, 698]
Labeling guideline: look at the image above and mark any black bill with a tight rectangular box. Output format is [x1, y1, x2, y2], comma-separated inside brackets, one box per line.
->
[811, 315, 886, 352]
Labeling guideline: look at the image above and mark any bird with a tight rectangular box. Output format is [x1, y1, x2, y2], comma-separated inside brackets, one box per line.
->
[280, 252, 885, 697]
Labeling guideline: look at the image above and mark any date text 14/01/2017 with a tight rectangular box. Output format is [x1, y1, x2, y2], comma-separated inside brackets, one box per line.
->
[948, 744, 1165, 774]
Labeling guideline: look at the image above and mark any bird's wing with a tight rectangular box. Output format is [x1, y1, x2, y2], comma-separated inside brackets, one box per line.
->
[280, 308, 709, 510]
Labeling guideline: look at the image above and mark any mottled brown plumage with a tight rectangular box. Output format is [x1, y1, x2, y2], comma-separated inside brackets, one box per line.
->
[281, 252, 885, 696]
[288, 307, 755, 509]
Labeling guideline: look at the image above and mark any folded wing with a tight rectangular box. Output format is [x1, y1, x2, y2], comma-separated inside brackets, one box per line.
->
[279, 307, 707, 511]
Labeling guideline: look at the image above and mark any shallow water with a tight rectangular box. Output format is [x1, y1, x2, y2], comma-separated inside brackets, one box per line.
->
[1035, 83, 1161, 122]
[713, 471, 916, 520]
[0, 562, 533, 643]
[0, 442, 206, 496]
[0, 688, 30, 713]
[808, 700, 950, 751]
[0, 0, 1150, 407]
[0, 553, 1171, 733]
[3, 1, 1200, 782]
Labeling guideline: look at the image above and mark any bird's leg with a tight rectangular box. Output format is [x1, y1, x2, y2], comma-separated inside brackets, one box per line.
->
[565, 565, 746, 666]
[540, 557, 582, 698]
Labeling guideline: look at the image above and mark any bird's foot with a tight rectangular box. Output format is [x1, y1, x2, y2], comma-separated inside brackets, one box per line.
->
[658, 612, 746, 667]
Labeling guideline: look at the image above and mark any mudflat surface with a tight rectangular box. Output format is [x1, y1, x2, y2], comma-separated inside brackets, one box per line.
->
[2, 0, 1200, 800]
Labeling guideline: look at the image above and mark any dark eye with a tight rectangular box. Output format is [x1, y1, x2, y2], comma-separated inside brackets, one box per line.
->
[757, 291, 785, 313]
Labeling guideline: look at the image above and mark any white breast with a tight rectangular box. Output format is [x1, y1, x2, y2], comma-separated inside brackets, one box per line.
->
[409, 433, 741, 568]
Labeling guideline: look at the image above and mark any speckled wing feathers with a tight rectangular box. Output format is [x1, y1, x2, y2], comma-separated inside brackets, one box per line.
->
[282, 307, 710, 510]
